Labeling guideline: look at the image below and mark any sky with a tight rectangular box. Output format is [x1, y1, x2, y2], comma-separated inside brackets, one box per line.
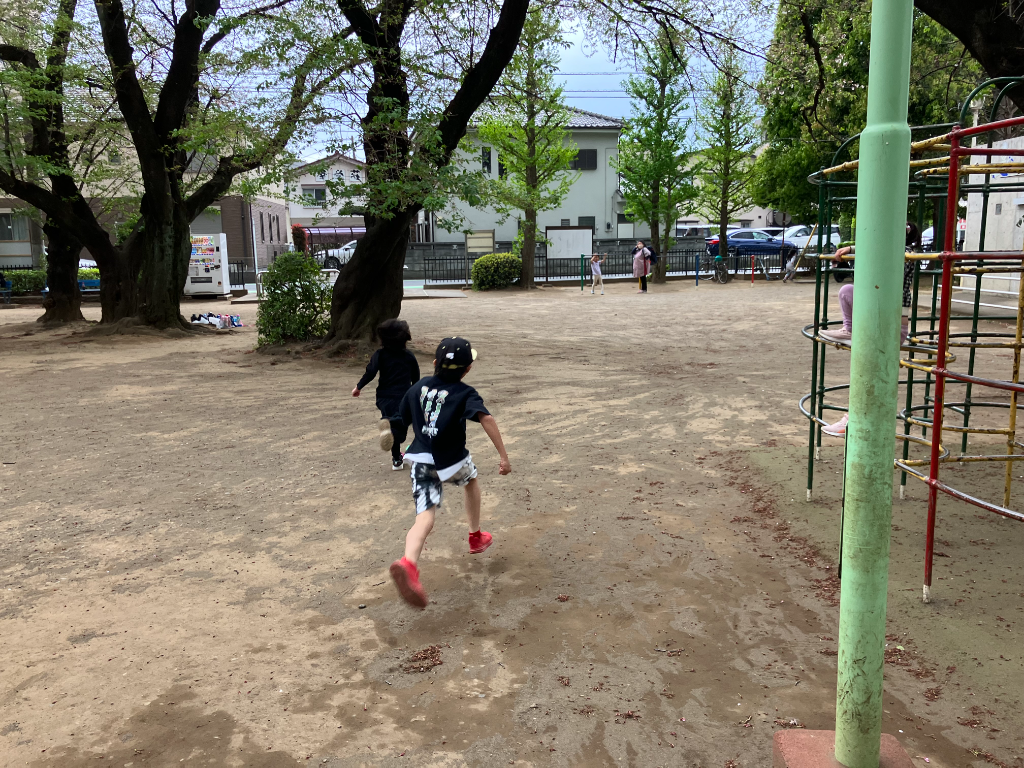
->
[552, 30, 640, 122]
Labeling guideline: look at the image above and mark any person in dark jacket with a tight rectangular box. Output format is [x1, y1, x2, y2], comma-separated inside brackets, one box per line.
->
[352, 319, 420, 470]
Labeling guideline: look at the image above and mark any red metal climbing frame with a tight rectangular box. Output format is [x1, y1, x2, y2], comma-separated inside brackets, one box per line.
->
[907, 116, 1024, 602]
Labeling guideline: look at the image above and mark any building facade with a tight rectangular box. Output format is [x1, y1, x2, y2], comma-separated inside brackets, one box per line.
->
[189, 195, 290, 274]
[284, 153, 366, 230]
[433, 110, 635, 244]
[0, 201, 44, 268]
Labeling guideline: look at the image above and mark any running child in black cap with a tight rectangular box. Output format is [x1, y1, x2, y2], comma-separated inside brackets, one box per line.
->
[389, 336, 512, 608]
[352, 319, 420, 470]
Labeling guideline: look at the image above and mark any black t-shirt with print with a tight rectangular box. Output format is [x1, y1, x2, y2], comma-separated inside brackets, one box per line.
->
[400, 375, 490, 471]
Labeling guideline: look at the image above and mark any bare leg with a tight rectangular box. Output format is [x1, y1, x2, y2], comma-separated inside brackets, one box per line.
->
[403, 508, 436, 564]
[463, 477, 481, 532]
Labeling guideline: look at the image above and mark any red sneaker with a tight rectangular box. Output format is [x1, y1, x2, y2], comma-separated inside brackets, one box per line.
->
[389, 557, 427, 609]
[468, 530, 493, 554]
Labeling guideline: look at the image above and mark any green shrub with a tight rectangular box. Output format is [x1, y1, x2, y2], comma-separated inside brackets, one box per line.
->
[256, 251, 332, 346]
[7, 270, 47, 293]
[471, 252, 521, 291]
[2, 269, 102, 293]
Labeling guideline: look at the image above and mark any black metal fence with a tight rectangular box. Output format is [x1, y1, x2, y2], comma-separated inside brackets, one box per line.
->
[407, 242, 796, 286]
[228, 262, 257, 288]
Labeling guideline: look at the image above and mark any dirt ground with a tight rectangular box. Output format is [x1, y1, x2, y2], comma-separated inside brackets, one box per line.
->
[0, 280, 1021, 768]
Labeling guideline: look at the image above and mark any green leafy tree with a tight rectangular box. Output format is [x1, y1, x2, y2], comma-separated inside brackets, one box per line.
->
[750, 0, 985, 222]
[612, 41, 696, 283]
[2, 0, 355, 329]
[694, 48, 759, 263]
[475, 3, 578, 289]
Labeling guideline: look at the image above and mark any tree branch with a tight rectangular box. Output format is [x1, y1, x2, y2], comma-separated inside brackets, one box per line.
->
[798, 9, 826, 138]
[0, 44, 41, 69]
[436, 0, 531, 162]
[95, 0, 163, 175]
[201, 0, 294, 53]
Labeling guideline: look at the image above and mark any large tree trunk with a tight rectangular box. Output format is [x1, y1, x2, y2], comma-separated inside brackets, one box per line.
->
[98, 244, 140, 323]
[326, 209, 415, 343]
[38, 221, 83, 323]
[719, 204, 730, 270]
[136, 205, 192, 330]
[649, 215, 667, 284]
[520, 209, 537, 288]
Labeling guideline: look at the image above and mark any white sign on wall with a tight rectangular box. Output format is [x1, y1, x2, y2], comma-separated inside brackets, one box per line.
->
[546, 227, 593, 259]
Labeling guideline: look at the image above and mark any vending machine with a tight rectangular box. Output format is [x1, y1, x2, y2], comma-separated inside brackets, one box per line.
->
[185, 234, 231, 296]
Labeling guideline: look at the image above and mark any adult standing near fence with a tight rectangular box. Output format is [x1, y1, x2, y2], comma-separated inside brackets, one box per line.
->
[632, 240, 651, 294]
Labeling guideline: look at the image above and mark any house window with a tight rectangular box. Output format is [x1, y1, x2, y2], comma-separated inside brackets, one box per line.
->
[260, 212, 265, 243]
[108, 149, 122, 165]
[481, 147, 492, 174]
[301, 186, 327, 204]
[560, 219, 570, 226]
[498, 157, 506, 178]
[617, 213, 631, 224]
[569, 149, 598, 171]
[350, 169, 361, 181]
[995, 203, 1003, 215]
[0, 213, 29, 241]
[578, 216, 596, 231]
[275, 215, 281, 242]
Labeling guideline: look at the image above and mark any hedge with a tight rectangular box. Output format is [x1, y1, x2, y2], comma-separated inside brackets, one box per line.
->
[470, 252, 522, 290]
[2, 268, 103, 293]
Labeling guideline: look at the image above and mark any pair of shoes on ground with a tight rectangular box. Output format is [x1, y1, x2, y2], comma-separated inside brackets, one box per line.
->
[390, 531, 493, 608]
[590, 290, 605, 295]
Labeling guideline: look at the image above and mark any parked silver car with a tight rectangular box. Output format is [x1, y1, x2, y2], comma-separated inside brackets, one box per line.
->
[783, 224, 841, 252]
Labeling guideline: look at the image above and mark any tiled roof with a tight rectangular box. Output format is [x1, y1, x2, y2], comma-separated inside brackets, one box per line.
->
[564, 108, 622, 129]
[290, 152, 366, 172]
[469, 106, 622, 130]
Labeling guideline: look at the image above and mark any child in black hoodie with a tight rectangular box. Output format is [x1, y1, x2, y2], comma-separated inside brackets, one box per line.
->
[352, 319, 420, 470]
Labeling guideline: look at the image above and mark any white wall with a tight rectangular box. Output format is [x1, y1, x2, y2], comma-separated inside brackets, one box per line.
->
[965, 136, 1024, 252]
[284, 156, 366, 227]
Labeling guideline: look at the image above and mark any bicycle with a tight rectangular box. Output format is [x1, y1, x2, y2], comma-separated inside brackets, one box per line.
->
[699, 249, 732, 284]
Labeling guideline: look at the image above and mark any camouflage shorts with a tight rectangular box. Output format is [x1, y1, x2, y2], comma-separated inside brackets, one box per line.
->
[410, 459, 478, 515]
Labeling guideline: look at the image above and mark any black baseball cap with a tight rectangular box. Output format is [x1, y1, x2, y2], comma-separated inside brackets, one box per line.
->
[436, 337, 478, 370]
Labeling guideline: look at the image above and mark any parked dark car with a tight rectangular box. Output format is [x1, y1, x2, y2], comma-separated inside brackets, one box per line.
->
[705, 228, 799, 261]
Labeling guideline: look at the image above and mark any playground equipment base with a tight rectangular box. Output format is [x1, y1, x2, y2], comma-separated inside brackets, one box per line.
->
[773, 730, 914, 768]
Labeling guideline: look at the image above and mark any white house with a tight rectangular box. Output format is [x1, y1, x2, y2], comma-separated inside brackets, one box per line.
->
[433, 109, 637, 244]
[284, 152, 366, 230]
[964, 135, 1024, 252]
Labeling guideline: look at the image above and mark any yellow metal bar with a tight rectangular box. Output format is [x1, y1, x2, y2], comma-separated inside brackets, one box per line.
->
[909, 133, 951, 151]
[918, 163, 1024, 176]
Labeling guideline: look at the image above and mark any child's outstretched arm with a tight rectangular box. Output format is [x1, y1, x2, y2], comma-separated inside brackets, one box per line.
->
[352, 351, 380, 397]
[478, 414, 511, 475]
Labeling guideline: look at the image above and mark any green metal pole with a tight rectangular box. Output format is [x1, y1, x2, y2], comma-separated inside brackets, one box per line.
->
[833, 0, 914, 760]
[808, 174, 827, 500]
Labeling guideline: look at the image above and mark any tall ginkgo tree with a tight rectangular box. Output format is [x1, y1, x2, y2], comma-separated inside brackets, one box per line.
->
[694, 46, 759, 262]
[475, 2, 578, 288]
[612, 39, 697, 283]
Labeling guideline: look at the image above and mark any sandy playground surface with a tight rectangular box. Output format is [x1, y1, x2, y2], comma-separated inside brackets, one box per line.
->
[0, 279, 1021, 768]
